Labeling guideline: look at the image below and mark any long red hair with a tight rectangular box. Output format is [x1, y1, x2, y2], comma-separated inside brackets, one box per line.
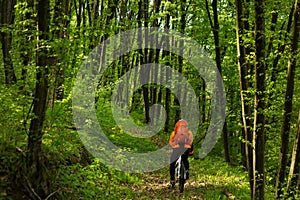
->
[174, 119, 188, 134]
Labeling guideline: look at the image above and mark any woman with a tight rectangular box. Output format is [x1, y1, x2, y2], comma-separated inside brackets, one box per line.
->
[169, 119, 193, 188]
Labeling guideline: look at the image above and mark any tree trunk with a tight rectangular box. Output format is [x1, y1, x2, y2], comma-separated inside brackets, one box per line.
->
[235, 0, 254, 196]
[287, 109, 300, 196]
[253, 0, 266, 198]
[276, 0, 300, 198]
[270, 3, 294, 86]
[0, 0, 17, 85]
[201, 80, 206, 123]
[174, 0, 187, 123]
[206, 0, 230, 163]
[136, 0, 150, 123]
[51, 0, 70, 103]
[163, 1, 171, 133]
[93, 0, 100, 23]
[27, 0, 50, 197]
[143, 0, 151, 124]
[150, 0, 162, 126]
[74, 0, 82, 28]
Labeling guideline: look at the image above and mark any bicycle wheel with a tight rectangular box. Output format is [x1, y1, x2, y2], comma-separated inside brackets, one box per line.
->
[179, 160, 185, 193]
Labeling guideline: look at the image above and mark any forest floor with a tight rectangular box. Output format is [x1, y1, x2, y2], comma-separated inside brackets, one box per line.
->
[1, 153, 272, 200]
[122, 157, 251, 200]
[1, 101, 274, 199]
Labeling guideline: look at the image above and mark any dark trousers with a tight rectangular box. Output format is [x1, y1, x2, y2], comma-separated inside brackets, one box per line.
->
[170, 147, 190, 181]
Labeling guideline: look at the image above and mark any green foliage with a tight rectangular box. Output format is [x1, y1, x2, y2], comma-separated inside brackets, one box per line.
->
[2, 0, 300, 198]
[0, 85, 30, 148]
[44, 101, 83, 160]
[0, 85, 32, 199]
[56, 160, 139, 199]
[96, 89, 159, 153]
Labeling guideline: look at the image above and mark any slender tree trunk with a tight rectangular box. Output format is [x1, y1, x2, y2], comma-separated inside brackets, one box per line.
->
[201, 80, 206, 123]
[150, 0, 162, 126]
[287, 109, 300, 196]
[51, 0, 70, 103]
[253, 0, 266, 198]
[276, 0, 300, 198]
[295, 121, 300, 192]
[143, 0, 151, 123]
[136, 0, 150, 123]
[206, 0, 230, 163]
[27, 0, 50, 197]
[174, 0, 187, 124]
[244, 0, 254, 89]
[270, 3, 294, 86]
[163, 1, 171, 133]
[235, 0, 254, 196]
[0, 0, 17, 85]
[268, 2, 294, 127]
[91, 0, 100, 30]
[174, 0, 187, 123]
[213, 0, 230, 163]
[74, 0, 82, 28]
[266, 4, 278, 58]
[102, 0, 117, 42]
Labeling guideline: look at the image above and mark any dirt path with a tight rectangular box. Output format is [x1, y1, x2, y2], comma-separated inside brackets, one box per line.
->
[128, 168, 206, 199]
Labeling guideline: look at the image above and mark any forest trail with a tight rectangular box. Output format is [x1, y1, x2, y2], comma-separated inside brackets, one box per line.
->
[118, 155, 246, 200]
[127, 168, 206, 199]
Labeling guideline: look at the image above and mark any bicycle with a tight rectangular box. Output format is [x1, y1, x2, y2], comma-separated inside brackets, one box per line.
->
[175, 155, 186, 193]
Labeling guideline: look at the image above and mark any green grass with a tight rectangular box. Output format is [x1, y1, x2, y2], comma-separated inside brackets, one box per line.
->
[125, 157, 252, 199]
[95, 96, 159, 153]
[56, 154, 259, 199]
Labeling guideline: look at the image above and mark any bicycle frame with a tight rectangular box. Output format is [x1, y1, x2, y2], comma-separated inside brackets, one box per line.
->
[175, 155, 186, 193]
